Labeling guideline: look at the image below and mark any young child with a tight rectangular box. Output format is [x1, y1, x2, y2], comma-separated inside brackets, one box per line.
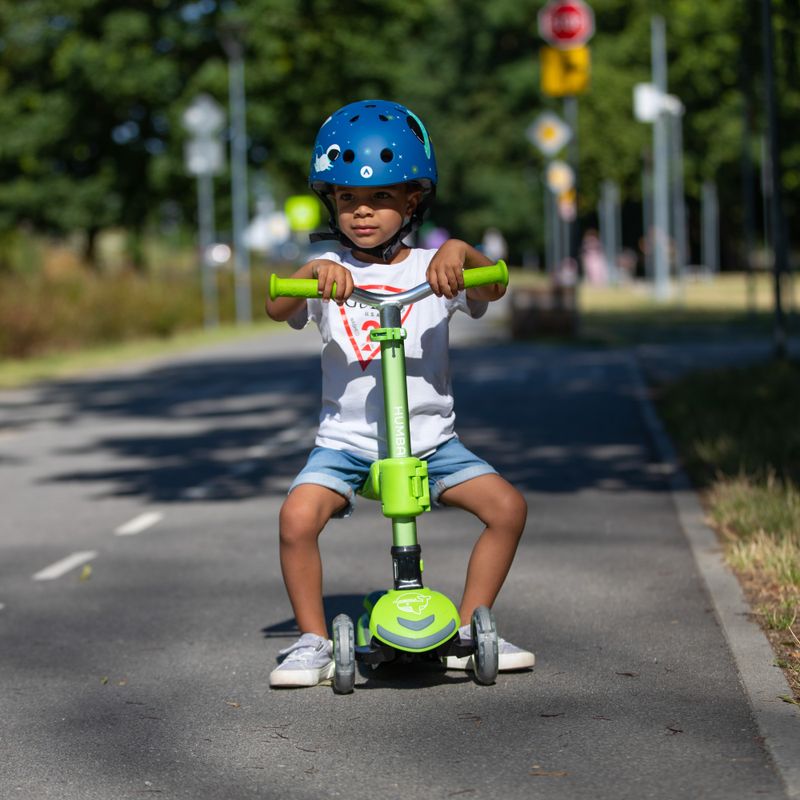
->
[265, 99, 533, 687]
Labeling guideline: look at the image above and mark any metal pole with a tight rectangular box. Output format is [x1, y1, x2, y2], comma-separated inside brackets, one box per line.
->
[642, 151, 653, 282]
[651, 15, 671, 301]
[197, 172, 219, 328]
[740, 0, 758, 315]
[544, 177, 554, 274]
[563, 96, 579, 274]
[551, 190, 562, 276]
[702, 180, 719, 276]
[760, 0, 788, 358]
[600, 180, 619, 285]
[669, 109, 688, 285]
[226, 37, 252, 324]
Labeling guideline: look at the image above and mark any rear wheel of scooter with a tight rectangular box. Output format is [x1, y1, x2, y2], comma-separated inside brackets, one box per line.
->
[471, 606, 498, 685]
[332, 614, 355, 694]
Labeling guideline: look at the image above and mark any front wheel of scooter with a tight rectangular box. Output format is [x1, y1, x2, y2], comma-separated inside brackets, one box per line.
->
[332, 614, 355, 694]
[471, 606, 498, 685]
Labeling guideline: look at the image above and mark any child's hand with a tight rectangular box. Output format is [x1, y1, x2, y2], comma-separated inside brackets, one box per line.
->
[311, 259, 355, 304]
[427, 240, 468, 299]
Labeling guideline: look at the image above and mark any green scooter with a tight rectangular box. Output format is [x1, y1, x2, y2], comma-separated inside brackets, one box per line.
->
[269, 260, 508, 693]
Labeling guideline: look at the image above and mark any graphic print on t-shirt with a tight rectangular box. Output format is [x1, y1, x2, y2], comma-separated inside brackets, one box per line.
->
[337, 284, 414, 371]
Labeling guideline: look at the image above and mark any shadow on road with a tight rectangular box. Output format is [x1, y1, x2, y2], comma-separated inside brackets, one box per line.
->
[6, 340, 670, 502]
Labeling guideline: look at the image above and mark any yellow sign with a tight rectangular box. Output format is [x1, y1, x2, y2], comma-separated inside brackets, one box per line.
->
[284, 195, 321, 231]
[540, 45, 590, 97]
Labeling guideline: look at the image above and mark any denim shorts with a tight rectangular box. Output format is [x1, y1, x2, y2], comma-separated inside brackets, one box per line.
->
[288, 436, 497, 518]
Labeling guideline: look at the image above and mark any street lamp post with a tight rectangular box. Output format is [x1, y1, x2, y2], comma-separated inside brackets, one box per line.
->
[182, 94, 226, 329]
[219, 16, 252, 325]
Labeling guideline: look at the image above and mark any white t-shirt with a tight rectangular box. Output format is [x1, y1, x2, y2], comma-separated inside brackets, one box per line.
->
[289, 248, 488, 459]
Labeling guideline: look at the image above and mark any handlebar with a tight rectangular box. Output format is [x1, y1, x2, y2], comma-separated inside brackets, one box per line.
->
[269, 260, 508, 309]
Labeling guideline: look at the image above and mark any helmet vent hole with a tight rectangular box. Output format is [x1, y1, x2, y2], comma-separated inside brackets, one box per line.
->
[380, 148, 393, 163]
[379, 114, 389, 121]
[343, 149, 355, 163]
[349, 115, 360, 123]
[327, 146, 340, 161]
[406, 115, 425, 144]
[365, 104, 376, 108]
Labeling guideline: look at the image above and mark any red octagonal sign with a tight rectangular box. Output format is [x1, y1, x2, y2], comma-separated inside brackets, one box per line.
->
[538, 0, 595, 49]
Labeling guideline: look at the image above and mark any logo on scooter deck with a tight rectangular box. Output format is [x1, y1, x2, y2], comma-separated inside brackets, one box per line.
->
[393, 592, 430, 616]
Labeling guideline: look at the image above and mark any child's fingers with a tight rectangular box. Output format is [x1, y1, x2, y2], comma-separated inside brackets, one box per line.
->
[318, 271, 336, 301]
[334, 270, 352, 304]
[440, 267, 462, 298]
[429, 266, 448, 297]
[447, 266, 464, 296]
[428, 262, 465, 298]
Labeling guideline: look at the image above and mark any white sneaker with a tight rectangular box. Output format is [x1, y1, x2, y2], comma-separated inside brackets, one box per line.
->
[445, 625, 535, 671]
[269, 633, 335, 688]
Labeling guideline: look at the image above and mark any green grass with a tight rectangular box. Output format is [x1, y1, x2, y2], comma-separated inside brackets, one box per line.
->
[655, 359, 800, 488]
[509, 270, 792, 345]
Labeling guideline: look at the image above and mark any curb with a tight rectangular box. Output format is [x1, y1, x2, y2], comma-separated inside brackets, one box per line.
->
[629, 355, 800, 799]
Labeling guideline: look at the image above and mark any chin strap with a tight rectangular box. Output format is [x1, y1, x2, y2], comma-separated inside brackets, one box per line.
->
[310, 218, 417, 263]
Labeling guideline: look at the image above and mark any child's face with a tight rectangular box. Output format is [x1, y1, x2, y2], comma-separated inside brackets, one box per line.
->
[333, 184, 421, 252]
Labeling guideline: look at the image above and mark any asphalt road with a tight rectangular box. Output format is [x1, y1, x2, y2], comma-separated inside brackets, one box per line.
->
[0, 314, 793, 799]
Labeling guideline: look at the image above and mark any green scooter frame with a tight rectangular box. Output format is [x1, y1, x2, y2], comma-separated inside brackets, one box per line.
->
[269, 261, 509, 692]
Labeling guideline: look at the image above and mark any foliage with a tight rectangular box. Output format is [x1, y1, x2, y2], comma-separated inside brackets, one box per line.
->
[0, 256, 269, 359]
[0, 0, 798, 266]
[0, 267, 202, 357]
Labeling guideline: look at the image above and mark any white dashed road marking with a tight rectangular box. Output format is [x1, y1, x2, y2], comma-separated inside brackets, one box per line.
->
[33, 551, 98, 582]
[114, 511, 164, 537]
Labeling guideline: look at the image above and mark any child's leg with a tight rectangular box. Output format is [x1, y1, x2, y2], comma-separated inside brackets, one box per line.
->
[439, 474, 527, 625]
[278, 484, 348, 638]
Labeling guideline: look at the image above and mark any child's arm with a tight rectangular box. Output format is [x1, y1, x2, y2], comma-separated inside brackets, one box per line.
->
[426, 239, 507, 302]
[265, 259, 355, 321]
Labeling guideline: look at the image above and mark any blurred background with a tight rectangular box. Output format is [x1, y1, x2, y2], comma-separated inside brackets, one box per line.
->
[0, 0, 797, 358]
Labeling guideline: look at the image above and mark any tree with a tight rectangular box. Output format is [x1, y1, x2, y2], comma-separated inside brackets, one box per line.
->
[0, 0, 797, 268]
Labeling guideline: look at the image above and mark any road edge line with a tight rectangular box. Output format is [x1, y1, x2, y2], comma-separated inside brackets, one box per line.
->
[629, 355, 800, 799]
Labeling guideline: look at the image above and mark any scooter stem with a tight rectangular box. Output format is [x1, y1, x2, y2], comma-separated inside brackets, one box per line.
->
[377, 303, 420, 559]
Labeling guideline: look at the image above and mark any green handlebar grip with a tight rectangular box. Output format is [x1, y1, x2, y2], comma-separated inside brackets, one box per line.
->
[269, 273, 338, 300]
[269, 274, 317, 300]
[462, 260, 509, 289]
[269, 260, 507, 300]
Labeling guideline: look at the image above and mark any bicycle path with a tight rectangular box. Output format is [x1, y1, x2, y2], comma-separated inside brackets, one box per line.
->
[0, 314, 797, 799]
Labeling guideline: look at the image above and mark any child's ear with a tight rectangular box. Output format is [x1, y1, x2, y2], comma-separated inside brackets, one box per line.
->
[405, 188, 422, 216]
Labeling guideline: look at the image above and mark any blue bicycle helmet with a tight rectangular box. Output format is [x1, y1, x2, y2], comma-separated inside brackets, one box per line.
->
[308, 99, 438, 260]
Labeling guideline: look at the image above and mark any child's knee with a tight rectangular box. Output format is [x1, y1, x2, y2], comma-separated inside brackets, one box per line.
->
[278, 495, 323, 546]
[278, 485, 345, 546]
[492, 487, 527, 532]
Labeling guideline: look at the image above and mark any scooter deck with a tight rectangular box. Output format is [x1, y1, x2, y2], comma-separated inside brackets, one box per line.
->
[356, 588, 472, 665]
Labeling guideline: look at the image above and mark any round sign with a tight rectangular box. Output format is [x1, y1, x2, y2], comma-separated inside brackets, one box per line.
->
[546, 160, 575, 194]
[526, 111, 572, 156]
[538, 0, 595, 50]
